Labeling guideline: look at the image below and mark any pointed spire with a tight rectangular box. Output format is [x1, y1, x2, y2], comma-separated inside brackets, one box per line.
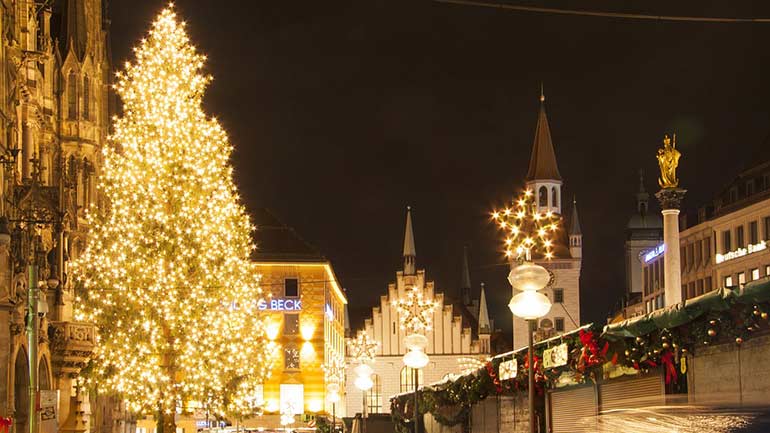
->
[526, 89, 562, 182]
[460, 246, 472, 305]
[636, 169, 650, 215]
[478, 283, 491, 334]
[569, 196, 582, 236]
[403, 206, 416, 275]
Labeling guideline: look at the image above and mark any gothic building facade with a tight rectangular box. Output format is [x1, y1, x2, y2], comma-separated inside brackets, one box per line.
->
[512, 94, 582, 350]
[0, 2, 123, 433]
[345, 208, 492, 416]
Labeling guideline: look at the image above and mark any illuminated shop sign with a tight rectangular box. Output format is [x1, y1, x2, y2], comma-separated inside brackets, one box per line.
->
[257, 298, 302, 311]
[644, 244, 665, 263]
[715, 240, 767, 264]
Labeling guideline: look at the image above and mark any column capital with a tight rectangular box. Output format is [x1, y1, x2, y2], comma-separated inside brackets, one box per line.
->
[655, 187, 687, 210]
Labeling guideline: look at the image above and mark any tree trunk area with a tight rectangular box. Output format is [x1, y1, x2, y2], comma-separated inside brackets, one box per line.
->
[158, 407, 177, 433]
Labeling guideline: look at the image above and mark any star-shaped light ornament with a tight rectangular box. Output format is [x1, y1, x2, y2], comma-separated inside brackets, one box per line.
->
[492, 189, 560, 262]
[395, 286, 439, 336]
[347, 331, 379, 364]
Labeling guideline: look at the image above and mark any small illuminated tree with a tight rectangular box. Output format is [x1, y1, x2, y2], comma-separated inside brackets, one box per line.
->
[72, 6, 277, 431]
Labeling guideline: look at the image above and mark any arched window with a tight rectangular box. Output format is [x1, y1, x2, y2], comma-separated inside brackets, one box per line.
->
[39, 357, 51, 391]
[538, 186, 548, 207]
[400, 367, 423, 393]
[14, 349, 29, 433]
[67, 71, 77, 119]
[367, 374, 382, 414]
[82, 75, 90, 120]
[552, 187, 559, 208]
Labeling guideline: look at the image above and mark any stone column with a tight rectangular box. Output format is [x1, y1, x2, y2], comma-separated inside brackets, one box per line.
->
[655, 188, 687, 307]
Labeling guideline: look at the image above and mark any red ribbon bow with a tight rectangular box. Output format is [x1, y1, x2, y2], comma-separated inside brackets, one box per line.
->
[660, 351, 678, 384]
[1, 417, 12, 433]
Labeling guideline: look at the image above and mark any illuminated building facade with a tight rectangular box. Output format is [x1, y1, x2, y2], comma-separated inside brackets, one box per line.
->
[0, 2, 120, 433]
[245, 209, 347, 429]
[512, 94, 582, 350]
[639, 161, 770, 313]
[345, 208, 492, 415]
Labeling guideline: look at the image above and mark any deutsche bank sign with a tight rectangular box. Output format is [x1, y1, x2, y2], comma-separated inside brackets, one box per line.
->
[258, 298, 302, 311]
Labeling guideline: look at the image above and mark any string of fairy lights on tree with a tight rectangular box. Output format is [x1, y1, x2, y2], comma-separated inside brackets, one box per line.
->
[71, 6, 277, 421]
[491, 189, 560, 261]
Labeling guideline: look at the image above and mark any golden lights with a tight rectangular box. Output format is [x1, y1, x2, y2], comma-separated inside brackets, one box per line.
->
[395, 286, 438, 335]
[70, 6, 277, 418]
[491, 189, 560, 261]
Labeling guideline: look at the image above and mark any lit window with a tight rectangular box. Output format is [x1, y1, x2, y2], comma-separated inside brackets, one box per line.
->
[751, 268, 760, 281]
[725, 275, 734, 287]
[367, 375, 382, 414]
[284, 344, 300, 370]
[279, 384, 304, 415]
[284, 313, 299, 335]
[400, 367, 423, 393]
[539, 186, 548, 207]
[553, 288, 564, 303]
[738, 272, 746, 285]
[284, 278, 299, 297]
[766, 265, 770, 277]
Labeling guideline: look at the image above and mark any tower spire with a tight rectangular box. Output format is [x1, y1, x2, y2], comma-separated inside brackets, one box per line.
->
[478, 282, 491, 335]
[637, 169, 650, 215]
[403, 206, 416, 275]
[569, 196, 583, 259]
[526, 91, 562, 182]
[460, 246, 472, 305]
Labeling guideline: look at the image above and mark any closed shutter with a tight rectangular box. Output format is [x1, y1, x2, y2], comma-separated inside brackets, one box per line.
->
[599, 373, 664, 412]
[549, 385, 598, 433]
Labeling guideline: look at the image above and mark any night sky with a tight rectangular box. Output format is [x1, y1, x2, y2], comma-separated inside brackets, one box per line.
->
[110, 1, 770, 337]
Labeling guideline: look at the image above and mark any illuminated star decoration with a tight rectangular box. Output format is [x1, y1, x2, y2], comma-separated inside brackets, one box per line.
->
[395, 286, 439, 336]
[491, 189, 560, 261]
[322, 355, 346, 384]
[347, 331, 380, 364]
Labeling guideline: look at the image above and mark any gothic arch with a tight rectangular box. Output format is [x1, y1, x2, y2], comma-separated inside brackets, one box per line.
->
[39, 355, 52, 391]
[67, 70, 78, 120]
[13, 347, 30, 433]
[551, 187, 559, 208]
[538, 186, 548, 207]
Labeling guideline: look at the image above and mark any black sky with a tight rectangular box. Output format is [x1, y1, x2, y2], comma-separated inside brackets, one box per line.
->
[110, 0, 770, 336]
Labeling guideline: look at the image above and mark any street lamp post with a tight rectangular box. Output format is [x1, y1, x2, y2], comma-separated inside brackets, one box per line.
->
[402, 336, 428, 433]
[493, 189, 558, 433]
[348, 332, 378, 433]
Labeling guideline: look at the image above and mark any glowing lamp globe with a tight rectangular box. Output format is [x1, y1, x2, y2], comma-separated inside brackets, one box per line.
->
[354, 363, 374, 378]
[354, 375, 374, 391]
[508, 291, 552, 320]
[507, 262, 551, 292]
[403, 349, 429, 369]
[404, 334, 428, 351]
[327, 390, 340, 403]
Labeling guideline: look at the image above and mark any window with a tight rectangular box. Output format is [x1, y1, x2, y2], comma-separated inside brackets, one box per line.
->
[284, 313, 299, 335]
[680, 247, 686, 270]
[688, 282, 695, 298]
[705, 277, 713, 292]
[279, 384, 304, 414]
[766, 265, 770, 277]
[695, 241, 702, 268]
[553, 288, 564, 303]
[725, 275, 733, 287]
[723, 230, 732, 253]
[67, 71, 77, 119]
[737, 226, 745, 249]
[765, 217, 770, 241]
[539, 186, 548, 207]
[284, 278, 299, 297]
[747, 180, 755, 197]
[697, 279, 704, 296]
[687, 244, 694, 270]
[738, 272, 746, 285]
[554, 317, 565, 332]
[704, 239, 711, 263]
[367, 375, 382, 413]
[284, 344, 300, 370]
[750, 221, 759, 245]
[643, 267, 649, 295]
[552, 187, 558, 208]
[751, 268, 760, 281]
[400, 367, 424, 393]
[82, 75, 90, 120]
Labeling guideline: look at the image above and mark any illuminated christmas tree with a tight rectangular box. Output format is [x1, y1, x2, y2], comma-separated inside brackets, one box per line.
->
[72, 6, 276, 430]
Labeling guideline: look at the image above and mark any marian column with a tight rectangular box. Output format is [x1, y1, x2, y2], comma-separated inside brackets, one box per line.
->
[654, 134, 686, 307]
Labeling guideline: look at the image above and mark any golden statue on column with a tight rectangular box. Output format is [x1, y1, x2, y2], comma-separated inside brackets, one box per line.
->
[657, 134, 681, 188]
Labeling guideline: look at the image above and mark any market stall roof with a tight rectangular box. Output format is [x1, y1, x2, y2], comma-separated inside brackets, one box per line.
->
[602, 278, 770, 339]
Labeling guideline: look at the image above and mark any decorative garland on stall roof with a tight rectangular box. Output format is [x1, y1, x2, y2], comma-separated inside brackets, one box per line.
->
[390, 299, 770, 431]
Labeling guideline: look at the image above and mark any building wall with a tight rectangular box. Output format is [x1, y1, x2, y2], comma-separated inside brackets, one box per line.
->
[688, 333, 770, 405]
[513, 259, 581, 350]
[243, 263, 346, 428]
